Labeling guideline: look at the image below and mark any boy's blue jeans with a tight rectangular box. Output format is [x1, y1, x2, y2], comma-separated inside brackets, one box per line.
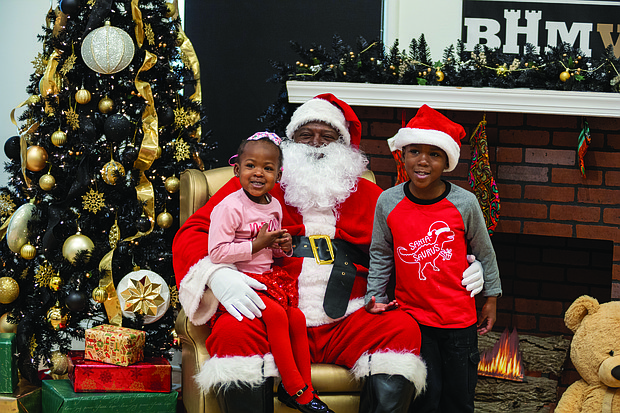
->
[409, 323, 479, 413]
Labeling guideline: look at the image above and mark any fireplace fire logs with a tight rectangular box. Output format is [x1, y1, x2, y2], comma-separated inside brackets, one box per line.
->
[475, 330, 570, 412]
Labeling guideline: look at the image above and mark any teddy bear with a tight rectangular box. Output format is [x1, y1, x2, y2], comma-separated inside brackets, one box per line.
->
[555, 295, 620, 413]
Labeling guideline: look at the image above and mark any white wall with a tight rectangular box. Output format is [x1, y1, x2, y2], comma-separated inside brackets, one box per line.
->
[0, 0, 52, 187]
[383, 0, 463, 61]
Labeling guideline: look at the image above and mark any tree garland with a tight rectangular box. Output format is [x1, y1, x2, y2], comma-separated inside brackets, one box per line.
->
[261, 34, 620, 134]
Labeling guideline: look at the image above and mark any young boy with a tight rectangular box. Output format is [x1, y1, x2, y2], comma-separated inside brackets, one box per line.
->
[365, 104, 502, 413]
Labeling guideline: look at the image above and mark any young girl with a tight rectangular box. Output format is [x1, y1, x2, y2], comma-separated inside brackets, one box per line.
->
[208, 132, 333, 413]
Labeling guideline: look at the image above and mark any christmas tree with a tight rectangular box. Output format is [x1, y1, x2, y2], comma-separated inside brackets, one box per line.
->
[0, 0, 214, 384]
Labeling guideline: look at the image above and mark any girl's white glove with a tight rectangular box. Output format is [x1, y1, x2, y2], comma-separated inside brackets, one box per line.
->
[462, 255, 484, 297]
[207, 267, 267, 321]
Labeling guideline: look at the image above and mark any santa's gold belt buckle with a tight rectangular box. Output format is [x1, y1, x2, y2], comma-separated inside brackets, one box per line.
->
[308, 235, 335, 265]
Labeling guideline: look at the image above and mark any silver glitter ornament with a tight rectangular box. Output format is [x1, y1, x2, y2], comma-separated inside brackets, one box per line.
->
[81, 21, 135, 74]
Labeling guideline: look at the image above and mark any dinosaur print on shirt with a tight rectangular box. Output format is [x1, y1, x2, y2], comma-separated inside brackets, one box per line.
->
[397, 221, 455, 280]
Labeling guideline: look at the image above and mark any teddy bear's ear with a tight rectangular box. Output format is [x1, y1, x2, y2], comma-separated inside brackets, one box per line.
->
[564, 295, 599, 333]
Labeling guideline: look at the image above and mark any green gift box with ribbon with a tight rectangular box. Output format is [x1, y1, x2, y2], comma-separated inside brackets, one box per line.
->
[42, 380, 177, 413]
[0, 333, 18, 393]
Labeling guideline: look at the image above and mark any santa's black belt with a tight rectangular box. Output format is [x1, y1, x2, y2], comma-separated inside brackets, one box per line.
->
[291, 235, 369, 319]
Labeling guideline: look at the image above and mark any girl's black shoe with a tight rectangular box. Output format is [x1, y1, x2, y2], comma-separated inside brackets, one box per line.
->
[277, 383, 335, 413]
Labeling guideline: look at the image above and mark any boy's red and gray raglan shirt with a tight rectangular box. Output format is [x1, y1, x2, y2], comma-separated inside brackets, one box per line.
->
[366, 181, 502, 329]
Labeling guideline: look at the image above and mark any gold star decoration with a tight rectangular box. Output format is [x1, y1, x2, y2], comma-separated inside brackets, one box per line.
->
[0, 194, 16, 217]
[120, 275, 166, 316]
[174, 138, 191, 161]
[29, 335, 37, 357]
[169, 285, 179, 309]
[145, 23, 155, 46]
[35, 261, 55, 286]
[66, 107, 79, 130]
[60, 53, 77, 76]
[82, 188, 105, 214]
[32, 53, 48, 75]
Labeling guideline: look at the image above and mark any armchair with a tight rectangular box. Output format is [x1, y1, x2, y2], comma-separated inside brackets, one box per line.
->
[175, 166, 377, 413]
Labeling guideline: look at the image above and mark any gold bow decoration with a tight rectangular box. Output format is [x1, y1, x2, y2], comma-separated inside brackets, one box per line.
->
[120, 275, 165, 315]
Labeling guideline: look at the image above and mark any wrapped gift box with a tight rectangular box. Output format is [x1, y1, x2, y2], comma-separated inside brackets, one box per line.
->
[0, 333, 18, 393]
[0, 377, 41, 413]
[84, 325, 145, 366]
[42, 380, 177, 413]
[68, 351, 171, 392]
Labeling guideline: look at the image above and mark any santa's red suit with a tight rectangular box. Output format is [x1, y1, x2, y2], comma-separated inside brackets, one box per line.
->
[172, 95, 426, 395]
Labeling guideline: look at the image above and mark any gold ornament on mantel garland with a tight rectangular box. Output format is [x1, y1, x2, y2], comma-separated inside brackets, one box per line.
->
[82, 187, 106, 214]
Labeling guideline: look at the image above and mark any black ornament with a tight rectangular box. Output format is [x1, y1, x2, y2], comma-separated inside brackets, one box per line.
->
[104, 114, 133, 143]
[79, 118, 97, 139]
[4, 136, 21, 160]
[59, 0, 80, 15]
[121, 146, 139, 165]
[136, 216, 151, 233]
[65, 290, 88, 312]
[157, 106, 175, 127]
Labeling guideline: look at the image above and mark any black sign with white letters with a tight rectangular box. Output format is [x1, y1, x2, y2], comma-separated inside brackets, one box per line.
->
[461, 0, 620, 57]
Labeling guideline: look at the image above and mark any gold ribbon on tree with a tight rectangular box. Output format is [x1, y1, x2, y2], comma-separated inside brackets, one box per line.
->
[97, 51, 160, 326]
[131, 0, 145, 48]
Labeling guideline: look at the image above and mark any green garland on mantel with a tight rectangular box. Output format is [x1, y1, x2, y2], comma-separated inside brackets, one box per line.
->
[261, 34, 620, 134]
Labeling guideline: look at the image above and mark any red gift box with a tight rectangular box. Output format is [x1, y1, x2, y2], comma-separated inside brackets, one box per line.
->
[67, 351, 171, 392]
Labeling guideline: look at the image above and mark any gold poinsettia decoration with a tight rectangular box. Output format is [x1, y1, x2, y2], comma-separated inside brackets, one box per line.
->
[120, 276, 165, 316]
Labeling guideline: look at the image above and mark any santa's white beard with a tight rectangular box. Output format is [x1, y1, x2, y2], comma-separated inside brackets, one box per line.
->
[280, 141, 369, 217]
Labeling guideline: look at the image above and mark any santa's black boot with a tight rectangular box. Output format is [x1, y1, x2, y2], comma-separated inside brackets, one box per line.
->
[359, 374, 415, 413]
[216, 378, 274, 413]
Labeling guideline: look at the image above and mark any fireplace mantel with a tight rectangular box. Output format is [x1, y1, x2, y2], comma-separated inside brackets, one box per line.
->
[286, 81, 620, 118]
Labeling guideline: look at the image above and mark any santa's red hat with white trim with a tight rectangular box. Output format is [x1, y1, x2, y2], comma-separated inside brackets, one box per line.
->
[285, 93, 362, 148]
[387, 104, 465, 172]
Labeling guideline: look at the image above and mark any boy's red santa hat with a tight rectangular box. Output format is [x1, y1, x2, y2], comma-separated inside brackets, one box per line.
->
[285, 93, 362, 148]
[388, 104, 465, 172]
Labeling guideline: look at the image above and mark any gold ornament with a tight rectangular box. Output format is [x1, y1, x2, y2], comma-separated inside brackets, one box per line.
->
[26, 145, 48, 172]
[560, 71, 571, 82]
[46, 303, 69, 330]
[50, 351, 69, 375]
[173, 107, 194, 129]
[92, 287, 107, 303]
[51, 130, 67, 147]
[81, 21, 135, 74]
[32, 52, 48, 75]
[35, 261, 55, 286]
[98, 96, 114, 114]
[49, 275, 62, 291]
[62, 232, 95, 264]
[0, 194, 16, 217]
[174, 139, 191, 161]
[436, 70, 445, 82]
[40, 173, 56, 191]
[75, 89, 92, 105]
[496, 64, 508, 76]
[20, 243, 36, 260]
[6, 202, 36, 253]
[157, 211, 173, 229]
[0, 277, 19, 304]
[164, 176, 180, 193]
[60, 53, 77, 76]
[0, 312, 18, 333]
[66, 107, 80, 130]
[169, 285, 179, 309]
[109, 218, 121, 249]
[144, 23, 155, 46]
[101, 160, 126, 185]
[82, 188, 106, 213]
[120, 275, 165, 316]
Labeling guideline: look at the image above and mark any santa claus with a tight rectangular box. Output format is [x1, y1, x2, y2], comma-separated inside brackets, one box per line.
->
[172, 94, 484, 413]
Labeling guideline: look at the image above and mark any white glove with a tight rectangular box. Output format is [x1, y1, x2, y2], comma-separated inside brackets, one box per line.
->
[462, 255, 484, 297]
[207, 267, 267, 321]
